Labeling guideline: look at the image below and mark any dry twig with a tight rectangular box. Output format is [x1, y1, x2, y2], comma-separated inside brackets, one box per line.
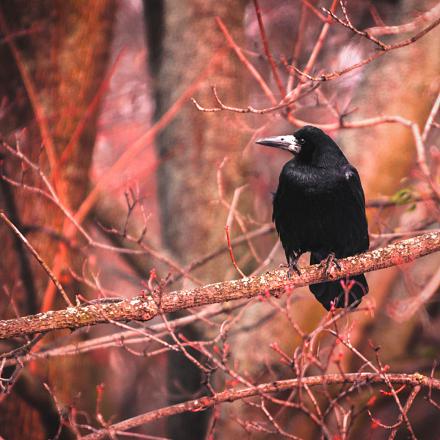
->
[82, 372, 440, 440]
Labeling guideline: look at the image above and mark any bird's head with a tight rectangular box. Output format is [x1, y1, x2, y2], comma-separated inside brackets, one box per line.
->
[256, 125, 344, 166]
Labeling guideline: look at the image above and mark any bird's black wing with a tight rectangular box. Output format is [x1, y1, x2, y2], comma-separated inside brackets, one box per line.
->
[272, 171, 301, 260]
[273, 162, 368, 259]
[308, 164, 369, 309]
[339, 164, 369, 253]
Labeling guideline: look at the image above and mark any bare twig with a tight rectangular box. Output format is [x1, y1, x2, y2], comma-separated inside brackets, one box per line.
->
[215, 16, 276, 104]
[301, 0, 338, 78]
[252, 0, 286, 97]
[291, 14, 440, 82]
[73, 48, 228, 228]
[0, 9, 57, 170]
[422, 92, 440, 142]
[225, 225, 246, 278]
[191, 83, 318, 114]
[368, 3, 440, 37]
[287, 2, 308, 93]
[323, 2, 388, 50]
[0, 212, 72, 306]
[388, 385, 421, 440]
[389, 265, 440, 321]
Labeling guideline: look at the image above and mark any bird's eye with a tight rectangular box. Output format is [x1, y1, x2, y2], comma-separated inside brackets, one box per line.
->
[299, 138, 306, 144]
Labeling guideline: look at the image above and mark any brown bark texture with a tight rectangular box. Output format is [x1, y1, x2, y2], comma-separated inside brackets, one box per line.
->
[1, 230, 438, 340]
[0, 1, 116, 439]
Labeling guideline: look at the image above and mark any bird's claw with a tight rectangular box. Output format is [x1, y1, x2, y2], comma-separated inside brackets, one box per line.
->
[320, 253, 341, 276]
[287, 259, 301, 278]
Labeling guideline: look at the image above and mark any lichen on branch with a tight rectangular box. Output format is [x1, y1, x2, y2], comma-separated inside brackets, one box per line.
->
[0, 231, 439, 340]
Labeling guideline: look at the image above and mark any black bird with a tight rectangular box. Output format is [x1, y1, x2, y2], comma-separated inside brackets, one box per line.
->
[256, 125, 369, 310]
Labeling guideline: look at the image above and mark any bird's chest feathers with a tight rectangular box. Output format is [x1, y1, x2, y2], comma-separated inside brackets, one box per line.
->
[277, 179, 336, 220]
[274, 165, 352, 249]
[278, 165, 336, 202]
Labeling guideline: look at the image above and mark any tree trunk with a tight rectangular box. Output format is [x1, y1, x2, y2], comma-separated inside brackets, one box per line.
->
[146, 1, 249, 438]
[0, 1, 116, 438]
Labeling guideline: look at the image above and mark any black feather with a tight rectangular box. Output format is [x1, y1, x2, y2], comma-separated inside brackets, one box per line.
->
[263, 125, 369, 310]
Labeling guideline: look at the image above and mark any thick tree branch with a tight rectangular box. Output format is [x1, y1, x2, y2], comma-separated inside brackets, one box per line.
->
[83, 372, 440, 439]
[0, 231, 439, 340]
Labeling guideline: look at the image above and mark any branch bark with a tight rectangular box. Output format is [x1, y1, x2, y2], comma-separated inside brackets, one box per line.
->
[0, 231, 439, 340]
[83, 372, 440, 439]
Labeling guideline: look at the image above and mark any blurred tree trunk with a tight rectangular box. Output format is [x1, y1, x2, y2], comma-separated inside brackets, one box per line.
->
[145, 0, 249, 438]
[0, 1, 116, 438]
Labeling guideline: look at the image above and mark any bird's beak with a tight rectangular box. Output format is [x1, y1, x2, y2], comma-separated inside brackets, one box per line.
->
[255, 135, 301, 154]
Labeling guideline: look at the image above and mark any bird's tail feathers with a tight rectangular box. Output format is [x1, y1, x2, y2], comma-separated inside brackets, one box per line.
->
[309, 274, 368, 310]
[310, 252, 368, 310]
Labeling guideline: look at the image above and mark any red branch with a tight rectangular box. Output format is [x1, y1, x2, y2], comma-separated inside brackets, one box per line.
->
[83, 372, 440, 439]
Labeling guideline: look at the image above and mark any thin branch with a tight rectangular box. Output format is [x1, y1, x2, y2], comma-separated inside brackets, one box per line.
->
[217, 161, 261, 263]
[252, 0, 286, 97]
[301, 0, 338, 77]
[72, 48, 228, 228]
[168, 223, 275, 284]
[82, 373, 440, 440]
[0, 212, 72, 306]
[191, 83, 318, 114]
[223, 185, 249, 278]
[260, 398, 301, 439]
[388, 386, 421, 440]
[291, 14, 440, 82]
[368, 3, 440, 37]
[225, 225, 246, 278]
[287, 2, 308, 93]
[366, 194, 435, 208]
[299, 0, 326, 22]
[1, 142, 201, 285]
[192, 107, 440, 200]
[422, 92, 440, 142]
[0, 8, 57, 170]
[215, 16, 276, 105]
[323, 3, 388, 50]
[0, 231, 439, 340]
[1, 303, 242, 365]
[390, 264, 440, 321]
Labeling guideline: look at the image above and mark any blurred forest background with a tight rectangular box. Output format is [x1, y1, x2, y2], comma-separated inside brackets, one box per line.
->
[0, 0, 440, 439]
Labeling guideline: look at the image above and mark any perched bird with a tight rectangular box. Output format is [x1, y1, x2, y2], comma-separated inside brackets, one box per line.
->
[256, 125, 369, 310]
